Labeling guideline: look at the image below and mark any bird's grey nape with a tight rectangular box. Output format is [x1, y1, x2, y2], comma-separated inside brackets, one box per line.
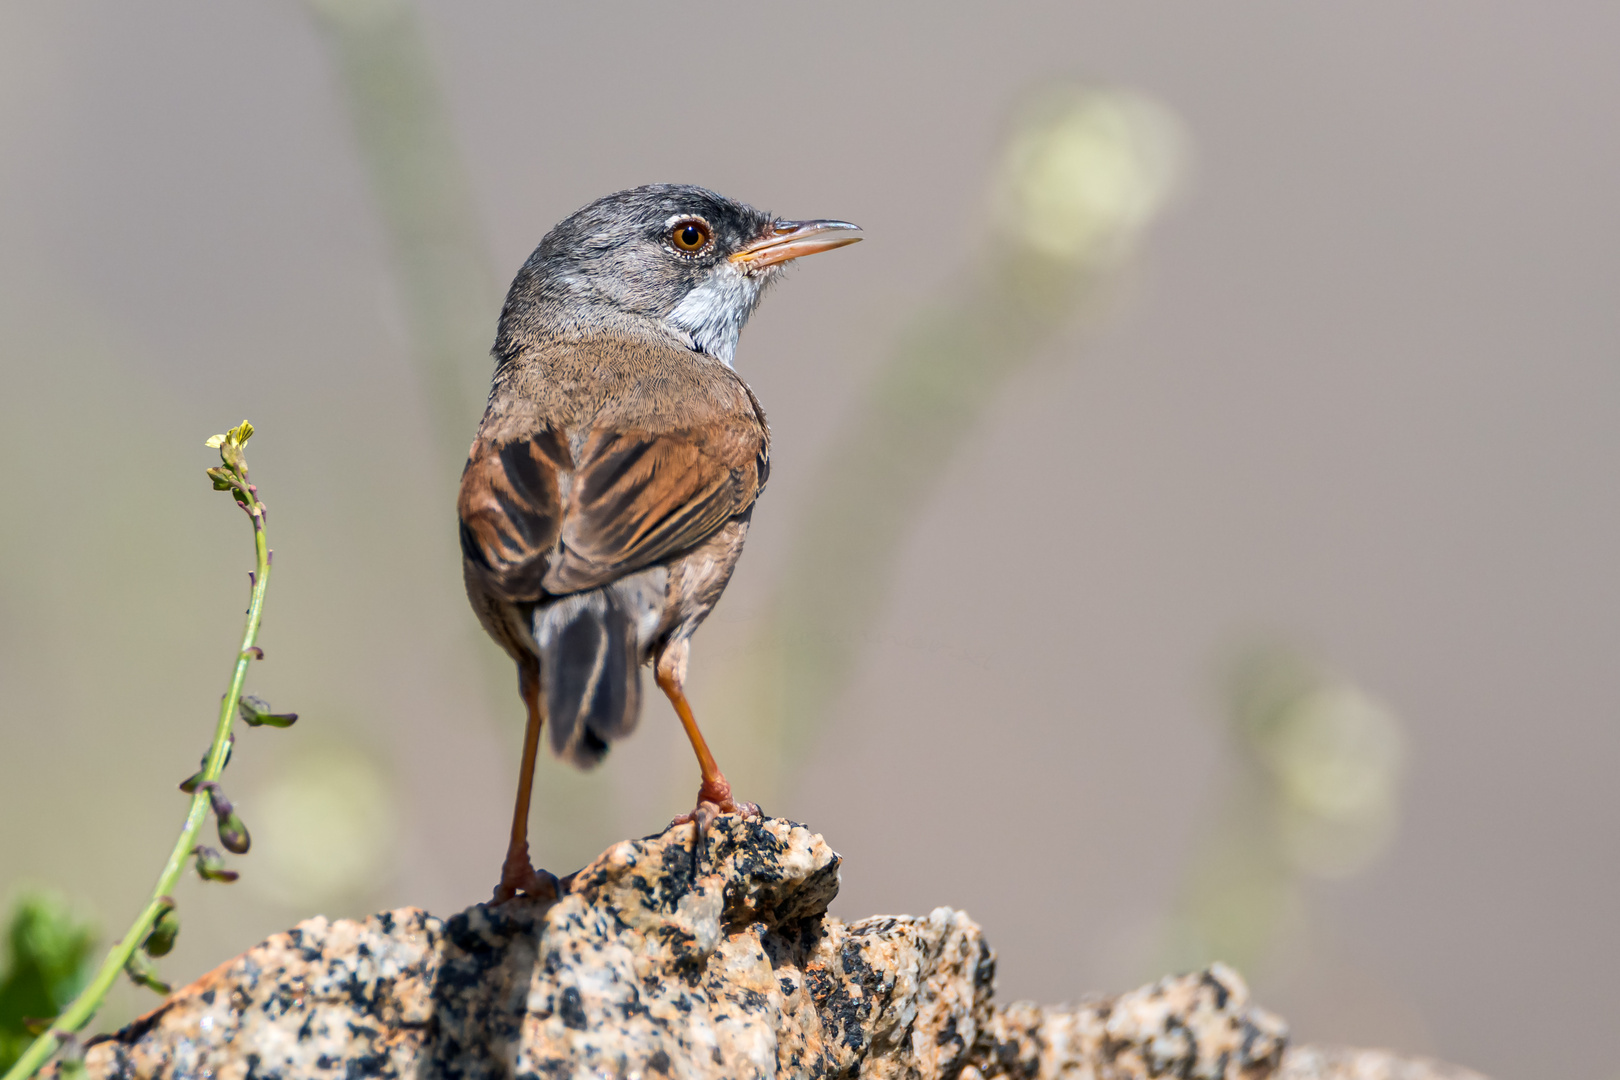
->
[664, 261, 768, 367]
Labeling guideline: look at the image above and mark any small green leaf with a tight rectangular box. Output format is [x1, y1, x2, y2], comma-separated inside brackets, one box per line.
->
[178, 736, 233, 793]
[239, 695, 298, 729]
[143, 906, 180, 959]
[193, 846, 239, 884]
[122, 952, 169, 996]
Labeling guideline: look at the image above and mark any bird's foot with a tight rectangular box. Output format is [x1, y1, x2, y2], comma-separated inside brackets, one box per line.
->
[665, 783, 764, 876]
[490, 845, 560, 906]
[693, 775, 760, 819]
[667, 777, 763, 834]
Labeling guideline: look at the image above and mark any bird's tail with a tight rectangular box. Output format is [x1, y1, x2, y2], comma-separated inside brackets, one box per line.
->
[534, 589, 643, 768]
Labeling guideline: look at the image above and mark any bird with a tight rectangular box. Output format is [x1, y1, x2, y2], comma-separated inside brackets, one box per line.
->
[457, 184, 861, 903]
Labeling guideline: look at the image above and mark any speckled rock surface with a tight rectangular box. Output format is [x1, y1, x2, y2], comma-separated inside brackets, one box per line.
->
[1277, 1046, 1488, 1080]
[59, 816, 1474, 1080]
[967, 964, 1287, 1079]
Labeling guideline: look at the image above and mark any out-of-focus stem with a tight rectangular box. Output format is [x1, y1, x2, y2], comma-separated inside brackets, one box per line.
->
[773, 250, 1099, 756]
[305, 0, 497, 460]
[301, 0, 615, 864]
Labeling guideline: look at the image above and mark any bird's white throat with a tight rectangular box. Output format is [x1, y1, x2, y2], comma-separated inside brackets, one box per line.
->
[665, 263, 765, 367]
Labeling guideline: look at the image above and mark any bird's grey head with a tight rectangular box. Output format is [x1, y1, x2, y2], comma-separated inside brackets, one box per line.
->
[499, 184, 860, 366]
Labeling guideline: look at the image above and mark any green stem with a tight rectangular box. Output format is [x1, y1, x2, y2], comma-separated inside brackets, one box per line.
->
[3, 471, 270, 1080]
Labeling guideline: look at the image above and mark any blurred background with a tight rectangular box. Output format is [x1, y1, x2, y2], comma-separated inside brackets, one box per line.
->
[1, 3, 1616, 1078]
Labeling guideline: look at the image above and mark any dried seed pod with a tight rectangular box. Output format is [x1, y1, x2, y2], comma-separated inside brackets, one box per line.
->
[197, 783, 252, 855]
[200, 782, 232, 819]
[217, 810, 251, 855]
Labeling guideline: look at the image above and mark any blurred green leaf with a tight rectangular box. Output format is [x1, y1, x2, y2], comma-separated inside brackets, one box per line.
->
[0, 894, 97, 1073]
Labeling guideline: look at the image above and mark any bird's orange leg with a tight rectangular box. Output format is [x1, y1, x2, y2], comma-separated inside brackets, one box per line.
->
[491, 660, 560, 905]
[656, 642, 760, 827]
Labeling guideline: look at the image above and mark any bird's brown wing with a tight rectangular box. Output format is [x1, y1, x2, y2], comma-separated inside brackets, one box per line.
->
[458, 424, 571, 601]
[458, 418, 765, 602]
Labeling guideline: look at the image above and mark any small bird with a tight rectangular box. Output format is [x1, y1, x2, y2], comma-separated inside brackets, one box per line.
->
[458, 185, 860, 903]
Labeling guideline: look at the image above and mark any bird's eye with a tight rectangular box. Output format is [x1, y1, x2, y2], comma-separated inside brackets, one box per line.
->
[669, 218, 712, 253]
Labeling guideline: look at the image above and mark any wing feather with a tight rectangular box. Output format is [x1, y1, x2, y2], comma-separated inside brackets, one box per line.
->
[458, 418, 763, 602]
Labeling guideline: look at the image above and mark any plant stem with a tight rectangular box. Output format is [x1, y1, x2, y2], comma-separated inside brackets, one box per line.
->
[2, 463, 270, 1080]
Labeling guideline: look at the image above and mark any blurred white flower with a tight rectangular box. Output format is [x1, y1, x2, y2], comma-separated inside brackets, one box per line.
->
[1265, 684, 1405, 823]
[993, 86, 1188, 265]
[1248, 672, 1408, 879]
[247, 747, 397, 910]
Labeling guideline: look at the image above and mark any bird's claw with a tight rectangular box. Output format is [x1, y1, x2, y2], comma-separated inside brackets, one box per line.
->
[668, 799, 722, 832]
[490, 848, 560, 906]
[693, 799, 721, 838]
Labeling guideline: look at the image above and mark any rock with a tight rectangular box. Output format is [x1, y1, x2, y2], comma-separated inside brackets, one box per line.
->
[1278, 1046, 1489, 1080]
[61, 816, 1478, 1080]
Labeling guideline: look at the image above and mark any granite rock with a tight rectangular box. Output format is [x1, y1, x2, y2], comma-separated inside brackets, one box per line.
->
[60, 816, 1475, 1080]
[1277, 1046, 1488, 1080]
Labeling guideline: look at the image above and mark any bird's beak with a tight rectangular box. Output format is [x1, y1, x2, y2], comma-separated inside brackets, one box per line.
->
[730, 219, 862, 270]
